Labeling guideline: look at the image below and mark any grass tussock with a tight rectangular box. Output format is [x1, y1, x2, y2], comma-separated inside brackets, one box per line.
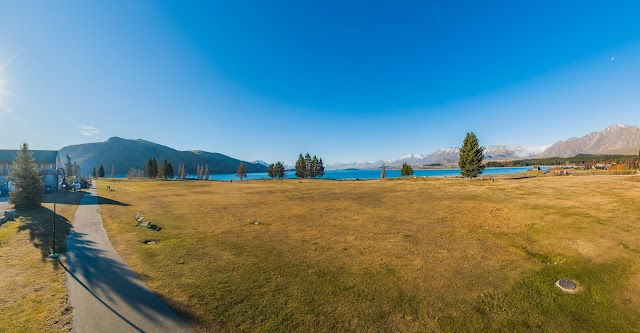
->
[98, 176, 640, 332]
[0, 192, 84, 333]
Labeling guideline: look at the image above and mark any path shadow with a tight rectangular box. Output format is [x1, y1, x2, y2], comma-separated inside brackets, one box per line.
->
[96, 196, 131, 206]
[41, 192, 130, 207]
[64, 232, 202, 330]
[17, 206, 72, 261]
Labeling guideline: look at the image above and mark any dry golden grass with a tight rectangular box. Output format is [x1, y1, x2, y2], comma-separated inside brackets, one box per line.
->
[98, 176, 640, 332]
[0, 192, 84, 333]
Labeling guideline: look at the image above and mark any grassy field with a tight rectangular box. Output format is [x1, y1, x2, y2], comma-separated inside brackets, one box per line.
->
[0, 191, 85, 333]
[97, 175, 640, 332]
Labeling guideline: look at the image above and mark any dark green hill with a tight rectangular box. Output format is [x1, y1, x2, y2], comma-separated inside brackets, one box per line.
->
[59, 137, 267, 176]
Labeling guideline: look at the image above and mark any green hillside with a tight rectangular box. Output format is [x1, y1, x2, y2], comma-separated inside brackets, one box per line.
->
[59, 137, 267, 176]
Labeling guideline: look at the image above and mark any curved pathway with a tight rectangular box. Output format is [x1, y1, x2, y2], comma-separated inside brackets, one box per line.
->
[63, 185, 192, 332]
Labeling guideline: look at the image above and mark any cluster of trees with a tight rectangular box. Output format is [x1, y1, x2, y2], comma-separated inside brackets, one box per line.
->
[459, 132, 485, 178]
[64, 154, 82, 178]
[176, 164, 187, 179]
[92, 165, 108, 178]
[146, 158, 175, 179]
[295, 153, 325, 178]
[127, 168, 145, 178]
[267, 162, 286, 178]
[195, 164, 209, 180]
[400, 162, 413, 176]
[486, 152, 640, 169]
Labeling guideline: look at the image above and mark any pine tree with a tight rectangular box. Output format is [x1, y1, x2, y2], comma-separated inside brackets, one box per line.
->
[316, 158, 325, 178]
[63, 154, 72, 177]
[458, 132, 485, 178]
[204, 164, 209, 180]
[401, 162, 413, 176]
[8, 143, 43, 209]
[98, 165, 105, 178]
[295, 154, 306, 178]
[146, 159, 154, 179]
[72, 162, 80, 178]
[111, 164, 115, 178]
[151, 158, 158, 178]
[267, 163, 276, 178]
[275, 161, 285, 178]
[92, 166, 97, 178]
[310, 156, 318, 178]
[381, 163, 386, 179]
[304, 153, 312, 178]
[162, 160, 169, 179]
[236, 162, 247, 180]
[166, 162, 174, 179]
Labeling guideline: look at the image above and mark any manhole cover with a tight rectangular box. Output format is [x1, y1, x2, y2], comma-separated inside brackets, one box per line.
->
[556, 279, 578, 293]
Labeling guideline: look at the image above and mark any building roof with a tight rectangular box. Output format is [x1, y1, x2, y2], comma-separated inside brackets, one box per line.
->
[0, 150, 59, 163]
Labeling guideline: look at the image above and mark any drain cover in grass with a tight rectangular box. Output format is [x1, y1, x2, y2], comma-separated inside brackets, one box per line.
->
[556, 279, 577, 293]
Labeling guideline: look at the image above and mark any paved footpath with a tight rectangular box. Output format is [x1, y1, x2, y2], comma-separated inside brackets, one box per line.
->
[63, 185, 193, 333]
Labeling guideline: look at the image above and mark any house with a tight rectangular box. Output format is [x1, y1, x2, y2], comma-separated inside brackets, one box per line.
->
[0, 150, 60, 196]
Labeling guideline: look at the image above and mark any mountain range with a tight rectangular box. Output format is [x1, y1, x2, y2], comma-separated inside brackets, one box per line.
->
[328, 124, 640, 169]
[59, 137, 268, 176]
[537, 124, 640, 158]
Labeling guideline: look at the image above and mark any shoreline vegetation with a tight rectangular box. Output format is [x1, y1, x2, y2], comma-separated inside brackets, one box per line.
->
[97, 174, 640, 332]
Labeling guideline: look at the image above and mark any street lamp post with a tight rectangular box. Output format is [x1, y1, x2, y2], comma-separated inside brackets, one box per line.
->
[49, 167, 66, 259]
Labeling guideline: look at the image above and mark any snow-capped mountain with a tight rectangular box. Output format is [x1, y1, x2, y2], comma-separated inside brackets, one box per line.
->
[327, 145, 550, 170]
[485, 145, 551, 159]
[253, 160, 270, 167]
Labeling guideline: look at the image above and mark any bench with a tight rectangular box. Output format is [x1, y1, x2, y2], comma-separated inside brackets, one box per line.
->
[135, 213, 149, 227]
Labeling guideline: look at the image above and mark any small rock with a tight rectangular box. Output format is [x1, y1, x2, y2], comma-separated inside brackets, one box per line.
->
[252, 221, 262, 225]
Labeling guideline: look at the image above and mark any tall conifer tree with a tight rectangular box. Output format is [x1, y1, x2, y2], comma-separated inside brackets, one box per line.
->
[8, 143, 43, 209]
[316, 158, 325, 178]
[65, 154, 73, 178]
[165, 162, 174, 179]
[295, 154, 306, 178]
[275, 161, 285, 178]
[458, 132, 485, 178]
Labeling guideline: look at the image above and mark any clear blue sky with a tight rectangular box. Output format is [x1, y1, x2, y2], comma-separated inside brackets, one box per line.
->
[1, 1, 640, 164]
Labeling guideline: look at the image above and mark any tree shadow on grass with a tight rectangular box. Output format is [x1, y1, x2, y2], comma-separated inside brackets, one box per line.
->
[17, 205, 72, 262]
[63, 232, 203, 331]
[96, 196, 130, 206]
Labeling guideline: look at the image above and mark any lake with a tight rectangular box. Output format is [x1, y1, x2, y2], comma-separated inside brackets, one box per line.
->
[203, 167, 548, 181]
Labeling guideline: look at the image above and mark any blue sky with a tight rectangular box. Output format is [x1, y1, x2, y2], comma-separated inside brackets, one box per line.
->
[1, 1, 640, 164]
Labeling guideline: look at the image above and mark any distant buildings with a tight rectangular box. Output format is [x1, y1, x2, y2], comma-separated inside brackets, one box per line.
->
[0, 150, 60, 196]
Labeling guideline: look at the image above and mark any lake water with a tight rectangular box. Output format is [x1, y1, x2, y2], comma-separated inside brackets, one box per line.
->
[202, 167, 548, 181]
